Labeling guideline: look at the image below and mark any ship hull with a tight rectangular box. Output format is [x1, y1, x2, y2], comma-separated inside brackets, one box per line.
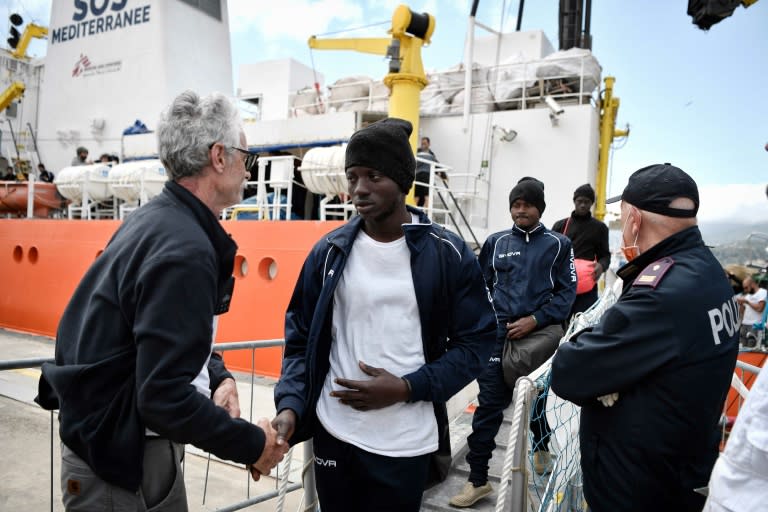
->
[0, 219, 342, 377]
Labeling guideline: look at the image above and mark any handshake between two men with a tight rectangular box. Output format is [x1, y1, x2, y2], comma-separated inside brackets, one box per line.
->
[213, 376, 292, 481]
[244, 360, 413, 480]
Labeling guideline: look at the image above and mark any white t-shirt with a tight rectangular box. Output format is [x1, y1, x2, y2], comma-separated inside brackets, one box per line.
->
[316, 224, 438, 457]
[742, 288, 767, 326]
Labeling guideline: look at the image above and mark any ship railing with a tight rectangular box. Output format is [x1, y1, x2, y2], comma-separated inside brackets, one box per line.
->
[0, 339, 319, 512]
[427, 52, 600, 116]
[0, 175, 66, 219]
[723, 355, 764, 447]
[288, 53, 600, 118]
[416, 156, 486, 249]
[318, 196, 356, 222]
[290, 77, 389, 117]
[223, 155, 300, 221]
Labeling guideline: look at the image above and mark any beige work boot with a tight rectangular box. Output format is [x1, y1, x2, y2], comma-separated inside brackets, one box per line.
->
[533, 450, 553, 475]
[449, 481, 493, 508]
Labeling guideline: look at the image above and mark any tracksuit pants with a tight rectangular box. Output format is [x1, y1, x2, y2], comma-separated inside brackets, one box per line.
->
[312, 422, 431, 512]
[466, 326, 560, 486]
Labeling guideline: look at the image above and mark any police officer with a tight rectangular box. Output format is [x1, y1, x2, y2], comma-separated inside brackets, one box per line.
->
[551, 164, 739, 512]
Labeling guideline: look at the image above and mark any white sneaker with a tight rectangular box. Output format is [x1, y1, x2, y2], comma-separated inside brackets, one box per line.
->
[449, 481, 493, 508]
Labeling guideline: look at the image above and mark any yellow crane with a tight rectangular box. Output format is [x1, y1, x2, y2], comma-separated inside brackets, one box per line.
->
[0, 81, 25, 112]
[1, 21, 48, 176]
[10, 23, 48, 60]
[1, 21, 48, 110]
[308, 4, 435, 155]
[595, 76, 629, 221]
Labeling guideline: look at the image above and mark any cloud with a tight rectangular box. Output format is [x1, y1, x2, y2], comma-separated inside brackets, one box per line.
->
[604, 183, 768, 225]
[4, 0, 50, 24]
[228, 0, 365, 43]
[698, 183, 768, 223]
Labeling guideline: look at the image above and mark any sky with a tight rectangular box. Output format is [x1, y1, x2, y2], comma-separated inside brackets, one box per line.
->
[4, 0, 768, 225]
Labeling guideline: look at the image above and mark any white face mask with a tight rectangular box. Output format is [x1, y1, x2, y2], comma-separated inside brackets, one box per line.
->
[620, 215, 640, 262]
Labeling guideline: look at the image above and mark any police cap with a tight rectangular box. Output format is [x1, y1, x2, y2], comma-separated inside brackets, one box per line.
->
[606, 163, 699, 218]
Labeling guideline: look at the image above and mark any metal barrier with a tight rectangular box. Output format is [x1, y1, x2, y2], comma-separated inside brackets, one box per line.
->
[527, 371, 586, 512]
[0, 339, 318, 512]
[415, 156, 484, 249]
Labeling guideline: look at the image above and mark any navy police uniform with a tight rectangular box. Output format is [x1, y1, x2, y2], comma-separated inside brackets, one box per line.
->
[551, 225, 739, 512]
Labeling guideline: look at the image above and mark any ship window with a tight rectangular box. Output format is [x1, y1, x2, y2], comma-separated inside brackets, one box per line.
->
[238, 96, 262, 121]
[179, 0, 222, 21]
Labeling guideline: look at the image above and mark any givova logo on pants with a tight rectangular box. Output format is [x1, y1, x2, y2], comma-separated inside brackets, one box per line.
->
[315, 457, 337, 468]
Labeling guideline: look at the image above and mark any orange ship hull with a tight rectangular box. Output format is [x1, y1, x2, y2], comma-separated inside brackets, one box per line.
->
[0, 219, 342, 377]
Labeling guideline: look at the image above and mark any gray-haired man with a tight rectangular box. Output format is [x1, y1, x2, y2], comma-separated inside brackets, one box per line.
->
[36, 91, 287, 510]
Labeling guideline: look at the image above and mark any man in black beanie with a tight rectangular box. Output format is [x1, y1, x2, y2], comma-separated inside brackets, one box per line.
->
[451, 177, 576, 508]
[344, 118, 416, 195]
[273, 118, 497, 511]
[552, 183, 610, 316]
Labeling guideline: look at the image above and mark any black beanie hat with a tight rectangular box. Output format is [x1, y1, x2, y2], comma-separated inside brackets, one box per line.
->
[573, 183, 595, 202]
[509, 179, 546, 214]
[345, 118, 416, 193]
[517, 176, 545, 189]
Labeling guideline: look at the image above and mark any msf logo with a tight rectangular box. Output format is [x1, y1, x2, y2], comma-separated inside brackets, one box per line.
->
[315, 457, 337, 468]
[72, 54, 91, 77]
[707, 297, 739, 345]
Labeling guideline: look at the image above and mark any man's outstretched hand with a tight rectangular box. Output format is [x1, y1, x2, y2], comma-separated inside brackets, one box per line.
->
[272, 409, 297, 447]
[249, 417, 290, 481]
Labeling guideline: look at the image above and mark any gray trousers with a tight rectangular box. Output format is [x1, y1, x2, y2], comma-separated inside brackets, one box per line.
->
[61, 438, 188, 511]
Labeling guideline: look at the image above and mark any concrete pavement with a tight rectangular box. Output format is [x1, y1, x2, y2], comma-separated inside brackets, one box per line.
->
[0, 328, 480, 511]
[0, 328, 304, 512]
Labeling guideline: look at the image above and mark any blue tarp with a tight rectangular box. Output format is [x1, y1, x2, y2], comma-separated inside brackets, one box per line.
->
[123, 120, 151, 135]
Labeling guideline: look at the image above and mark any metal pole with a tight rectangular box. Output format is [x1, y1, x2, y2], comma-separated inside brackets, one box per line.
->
[0, 357, 54, 370]
[212, 483, 302, 512]
[462, 2, 479, 132]
[303, 442, 318, 512]
[50, 410, 54, 512]
[6, 119, 20, 162]
[735, 359, 762, 375]
[436, 174, 481, 248]
[27, 173, 35, 218]
[247, 347, 256, 498]
[496, 377, 534, 512]
[256, 159, 268, 220]
[27, 122, 42, 165]
[214, 340, 285, 351]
